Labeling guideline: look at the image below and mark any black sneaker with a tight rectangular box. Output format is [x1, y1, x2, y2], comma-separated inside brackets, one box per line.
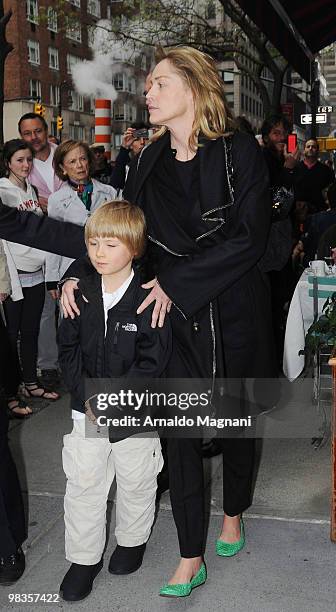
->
[0, 547, 25, 586]
[108, 544, 146, 575]
[60, 559, 103, 602]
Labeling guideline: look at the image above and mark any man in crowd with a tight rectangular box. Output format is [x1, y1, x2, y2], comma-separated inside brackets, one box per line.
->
[261, 113, 300, 185]
[293, 138, 335, 215]
[90, 143, 115, 186]
[18, 113, 63, 386]
[110, 122, 150, 192]
[261, 114, 300, 368]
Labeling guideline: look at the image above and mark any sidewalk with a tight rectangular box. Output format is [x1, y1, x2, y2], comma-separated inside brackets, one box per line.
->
[1, 392, 335, 612]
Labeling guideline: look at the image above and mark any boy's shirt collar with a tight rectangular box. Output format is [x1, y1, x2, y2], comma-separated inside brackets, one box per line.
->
[102, 270, 134, 334]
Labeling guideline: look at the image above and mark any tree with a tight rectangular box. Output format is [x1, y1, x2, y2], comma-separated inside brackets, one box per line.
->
[96, 0, 289, 115]
[0, 1, 13, 144]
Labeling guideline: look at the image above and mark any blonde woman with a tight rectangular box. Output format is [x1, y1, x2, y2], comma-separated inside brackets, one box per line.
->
[123, 46, 276, 596]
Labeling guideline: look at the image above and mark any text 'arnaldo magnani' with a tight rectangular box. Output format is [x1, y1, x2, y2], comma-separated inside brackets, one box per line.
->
[84, 378, 323, 439]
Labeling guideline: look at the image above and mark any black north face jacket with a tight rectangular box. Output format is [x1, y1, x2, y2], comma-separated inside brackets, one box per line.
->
[57, 269, 172, 437]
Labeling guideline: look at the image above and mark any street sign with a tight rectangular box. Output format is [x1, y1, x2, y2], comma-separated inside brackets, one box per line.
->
[300, 113, 327, 125]
[317, 105, 333, 113]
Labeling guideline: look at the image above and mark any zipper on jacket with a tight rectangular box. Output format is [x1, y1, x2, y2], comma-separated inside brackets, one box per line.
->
[113, 322, 120, 346]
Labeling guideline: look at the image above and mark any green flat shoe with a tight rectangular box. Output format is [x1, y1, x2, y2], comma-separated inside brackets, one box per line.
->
[216, 518, 245, 557]
[159, 563, 207, 598]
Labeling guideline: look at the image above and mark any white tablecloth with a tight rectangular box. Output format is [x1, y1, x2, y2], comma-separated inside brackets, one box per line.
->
[283, 271, 331, 381]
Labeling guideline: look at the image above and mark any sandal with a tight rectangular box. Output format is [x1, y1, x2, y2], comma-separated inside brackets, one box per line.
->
[22, 384, 60, 401]
[7, 397, 33, 419]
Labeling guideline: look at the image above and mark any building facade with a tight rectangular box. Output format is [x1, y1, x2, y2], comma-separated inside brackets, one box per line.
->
[3, 0, 149, 155]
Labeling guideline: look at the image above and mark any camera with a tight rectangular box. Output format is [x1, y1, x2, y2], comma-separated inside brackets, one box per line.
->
[134, 129, 149, 139]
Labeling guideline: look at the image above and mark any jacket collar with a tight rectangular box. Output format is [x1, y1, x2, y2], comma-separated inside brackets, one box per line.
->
[133, 132, 233, 216]
[78, 268, 140, 314]
[57, 178, 110, 204]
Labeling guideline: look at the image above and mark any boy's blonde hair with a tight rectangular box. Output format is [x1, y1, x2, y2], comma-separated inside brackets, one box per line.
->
[85, 200, 146, 258]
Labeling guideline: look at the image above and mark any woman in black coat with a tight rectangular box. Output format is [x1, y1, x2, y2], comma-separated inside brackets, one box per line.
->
[0, 46, 275, 598]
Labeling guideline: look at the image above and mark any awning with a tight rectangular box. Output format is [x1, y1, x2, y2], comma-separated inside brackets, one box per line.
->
[235, 0, 336, 83]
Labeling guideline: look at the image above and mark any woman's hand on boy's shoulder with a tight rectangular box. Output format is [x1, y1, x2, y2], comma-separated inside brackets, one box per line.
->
[137, 278, 172, 328]
[60, 279, 87, 319]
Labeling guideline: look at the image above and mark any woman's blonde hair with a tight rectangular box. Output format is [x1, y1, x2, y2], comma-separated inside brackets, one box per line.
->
[152, 46, 234, 149]
[85, 200, 146, 258]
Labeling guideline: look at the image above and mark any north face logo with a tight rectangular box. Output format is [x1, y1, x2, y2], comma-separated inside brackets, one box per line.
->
[122, 323, 137, 332]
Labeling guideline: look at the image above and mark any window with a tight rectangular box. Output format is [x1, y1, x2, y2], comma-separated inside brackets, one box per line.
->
[113, 103, 125, 120]
[114, 134, 123, 148]
[27, 0, 38, 24]
[241, 93, 245, 111]
[113, 73, 125, 91]
[29, 79, 41, 99]
[66, 19, 81, 42]
[48, 47, 59, 70]
[50, 84, 60, 107]
[67, 53, 81, 74]
[47, 7, 57, 32]
[87, 0, 101, 18]
[127, 77, 136, 94]
[69, 91, 84, 111]
[69, 125, 85, 140]
[141, 107, 148, 122]
[141, 54, 147, 71]
[27, 40, 40, 65]
[87, 25, 96, 47]
[205, 1, 216, 20]
[126, 104, 136, 122]
[67, 0, 80, 6]
[90, 96, 96, 113]
[106, 6, 111, 19]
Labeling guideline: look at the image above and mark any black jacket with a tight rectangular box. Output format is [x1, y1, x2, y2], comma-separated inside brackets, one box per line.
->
[57, 270, 172, 437]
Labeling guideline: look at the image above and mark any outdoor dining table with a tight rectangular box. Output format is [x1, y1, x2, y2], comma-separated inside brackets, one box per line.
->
[283, 268, 336, 541]
[283, 269, 336, 381]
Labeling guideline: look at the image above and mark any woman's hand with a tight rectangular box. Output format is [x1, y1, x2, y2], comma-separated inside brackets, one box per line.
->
[0, 292, 8, 302]
[60, 279, 80, 319]
[137, 278, 172, 328]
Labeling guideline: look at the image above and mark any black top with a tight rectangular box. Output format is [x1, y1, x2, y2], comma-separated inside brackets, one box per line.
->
[293, 160, 335, 213]
[174, 154, 198, 197]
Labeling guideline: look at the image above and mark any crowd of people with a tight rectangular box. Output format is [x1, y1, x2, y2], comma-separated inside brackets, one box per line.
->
[0, 45, 335, 600]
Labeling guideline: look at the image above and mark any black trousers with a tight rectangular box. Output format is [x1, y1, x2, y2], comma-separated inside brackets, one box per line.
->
[167, 437, 255, 558]
[3, 283, 45, 385]
[166, 305, 258, 558]
[0, 396, 26, 557]
[0, 315, 20, 398]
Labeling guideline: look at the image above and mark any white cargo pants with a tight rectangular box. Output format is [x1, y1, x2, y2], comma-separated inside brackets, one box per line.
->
[62, 418, 163, 565]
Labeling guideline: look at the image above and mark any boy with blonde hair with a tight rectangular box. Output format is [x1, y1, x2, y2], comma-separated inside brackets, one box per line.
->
[58, 200, 171, 601]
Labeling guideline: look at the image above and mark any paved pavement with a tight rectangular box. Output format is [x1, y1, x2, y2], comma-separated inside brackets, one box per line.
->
[1, 390, 335, 612]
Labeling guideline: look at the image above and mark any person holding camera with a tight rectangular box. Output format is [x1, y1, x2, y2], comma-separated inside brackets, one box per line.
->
[110, 123, 150, 192]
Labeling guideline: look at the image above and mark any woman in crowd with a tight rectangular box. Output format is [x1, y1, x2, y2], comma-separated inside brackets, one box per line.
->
[0, 139, 59, 413]
[45, 140, 117, 296]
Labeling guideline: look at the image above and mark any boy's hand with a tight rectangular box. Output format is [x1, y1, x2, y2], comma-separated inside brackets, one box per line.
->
[49, 289, 59, 300]
[60, 279, 81, 319]
[137, 278, 172, 328]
